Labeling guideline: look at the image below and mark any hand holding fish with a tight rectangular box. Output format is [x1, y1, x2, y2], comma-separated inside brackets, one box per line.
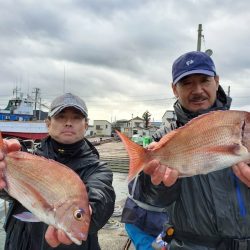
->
[233, 162, 250, 187]
[45, 226, 72, 247]
[45, 205, 92, 247]
[0, 139, 21, 189]
[144, 142, 179, 186]
[144, 159, 179, 186]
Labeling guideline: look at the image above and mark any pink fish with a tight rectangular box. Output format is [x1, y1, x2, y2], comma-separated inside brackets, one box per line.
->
[0, 133, 90, 245]
[116, 110, 250, 181]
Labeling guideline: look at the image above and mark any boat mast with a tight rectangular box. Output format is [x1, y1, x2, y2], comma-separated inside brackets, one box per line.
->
[13, 86, 21, 99]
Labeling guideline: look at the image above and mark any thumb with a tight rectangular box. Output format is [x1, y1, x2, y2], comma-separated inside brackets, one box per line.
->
[4, 139, 21, 153]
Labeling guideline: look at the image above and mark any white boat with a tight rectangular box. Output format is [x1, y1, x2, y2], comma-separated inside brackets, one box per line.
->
[0, 120, 48, 140]
[0, 89, 48, 140]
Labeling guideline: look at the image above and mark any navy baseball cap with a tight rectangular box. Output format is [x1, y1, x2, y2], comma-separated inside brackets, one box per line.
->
[172, 51, 216, 85]
[48, 93, 88, 118]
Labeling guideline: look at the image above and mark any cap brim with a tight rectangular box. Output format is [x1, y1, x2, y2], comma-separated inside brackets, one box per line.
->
[48, 104, 88, 118]
[173, 69, 215, 85]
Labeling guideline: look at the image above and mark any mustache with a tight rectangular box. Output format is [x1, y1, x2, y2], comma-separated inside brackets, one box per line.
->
[189, 95, 208, 102]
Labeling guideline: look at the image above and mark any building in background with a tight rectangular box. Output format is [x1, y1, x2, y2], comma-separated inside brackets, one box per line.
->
[162, 110, 176, 127]
[85, 125, 94, 137]
[93, 120, 112, 137]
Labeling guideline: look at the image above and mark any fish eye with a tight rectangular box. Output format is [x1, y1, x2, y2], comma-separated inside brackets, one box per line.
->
[73, 209, 84, 221]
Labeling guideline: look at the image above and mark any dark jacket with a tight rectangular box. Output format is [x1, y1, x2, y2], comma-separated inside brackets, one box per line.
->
[2, 136, 116, 250]
[122, 85, 250, 250]
[152, 86, 250, 249]
[164, 88, 250, 250]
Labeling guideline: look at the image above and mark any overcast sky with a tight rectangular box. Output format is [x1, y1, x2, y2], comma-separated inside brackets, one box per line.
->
[0, 0, 249, 123]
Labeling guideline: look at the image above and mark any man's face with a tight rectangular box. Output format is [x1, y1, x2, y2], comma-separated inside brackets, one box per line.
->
[46, 107, 88, 144]
[172, 74, 219, 112]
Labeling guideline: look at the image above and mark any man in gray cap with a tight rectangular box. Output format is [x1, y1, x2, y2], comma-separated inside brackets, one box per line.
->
[0, 92, 116, 250]
[46, 93, 89, 144]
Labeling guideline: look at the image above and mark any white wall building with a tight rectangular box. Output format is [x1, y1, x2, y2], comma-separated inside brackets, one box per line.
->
[85, 125, 94, 137]
[162, 110, 176, 127]
[94, 120, 112, 137]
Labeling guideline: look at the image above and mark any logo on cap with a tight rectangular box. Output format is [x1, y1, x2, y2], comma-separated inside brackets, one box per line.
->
[186, 60, 194, 66]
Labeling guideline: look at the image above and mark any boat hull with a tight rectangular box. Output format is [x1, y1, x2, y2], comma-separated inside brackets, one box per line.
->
[0, 121, 48, 140]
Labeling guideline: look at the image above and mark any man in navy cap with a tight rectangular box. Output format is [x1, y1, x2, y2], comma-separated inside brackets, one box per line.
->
[122, 51, 250, 250]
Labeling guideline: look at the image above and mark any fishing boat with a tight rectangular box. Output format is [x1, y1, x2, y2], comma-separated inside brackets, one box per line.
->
[0, 90, 48, 140]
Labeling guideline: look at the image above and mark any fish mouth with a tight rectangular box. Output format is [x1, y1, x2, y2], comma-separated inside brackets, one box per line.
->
[66, 231, 87, 245]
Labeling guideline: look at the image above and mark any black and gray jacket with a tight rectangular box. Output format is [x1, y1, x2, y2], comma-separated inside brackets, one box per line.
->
[2, 136, 116, 250]
[153, 86, 250, 249]
[123, 85, 250, 249]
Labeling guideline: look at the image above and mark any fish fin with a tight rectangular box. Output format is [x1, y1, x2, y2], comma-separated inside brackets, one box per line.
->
[116, 130, 147, 182]
[153, 130, 179, 150]
[153, 110, 235, 150]
[19, 179, 53, 211]
[8, 151, 72, 172]
[13, 212, 41, 222]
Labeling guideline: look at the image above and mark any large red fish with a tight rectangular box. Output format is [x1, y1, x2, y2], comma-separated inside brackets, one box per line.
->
[0, 133, 90, 245]
[117, 110, 250, 181]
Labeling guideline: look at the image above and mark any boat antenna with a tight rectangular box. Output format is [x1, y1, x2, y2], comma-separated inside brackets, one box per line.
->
[13, 86, 21, 98]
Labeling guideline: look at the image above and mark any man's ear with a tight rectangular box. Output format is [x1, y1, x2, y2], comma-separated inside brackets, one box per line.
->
[45, 118, 51, 128]
[215, 76, 220, 91]
[172, 83, 178, 98]
[85, 118, 89, 130]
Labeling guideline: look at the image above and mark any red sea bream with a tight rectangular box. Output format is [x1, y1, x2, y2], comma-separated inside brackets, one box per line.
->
[117, 110, 250, 181]
[0, 133, 90, 245]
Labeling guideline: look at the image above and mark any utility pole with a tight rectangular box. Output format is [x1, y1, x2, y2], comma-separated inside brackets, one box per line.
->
[39, 97, 42, 120]
[197, 24, 203, 51]
[63, 64, 66, 93]
[227, 86, 231, 97]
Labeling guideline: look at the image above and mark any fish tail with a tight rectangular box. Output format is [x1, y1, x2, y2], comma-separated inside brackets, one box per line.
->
[116, 130, 147, 182]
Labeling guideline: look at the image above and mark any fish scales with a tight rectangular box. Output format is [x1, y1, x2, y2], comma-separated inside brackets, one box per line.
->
[6, 153, 73, 202]
[0, 135, 91, 245]
[116, 110, 250, 180]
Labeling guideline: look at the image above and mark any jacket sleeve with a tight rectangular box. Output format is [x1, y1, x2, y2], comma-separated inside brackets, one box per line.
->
[152, 122, 177, 142]
[149, 122, 182, 204]
[133, 171, 181, 206]
[83, 159, 116, 234]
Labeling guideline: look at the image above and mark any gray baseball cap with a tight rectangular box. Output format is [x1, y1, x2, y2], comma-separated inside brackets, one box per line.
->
[48, 93, 88, 118]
